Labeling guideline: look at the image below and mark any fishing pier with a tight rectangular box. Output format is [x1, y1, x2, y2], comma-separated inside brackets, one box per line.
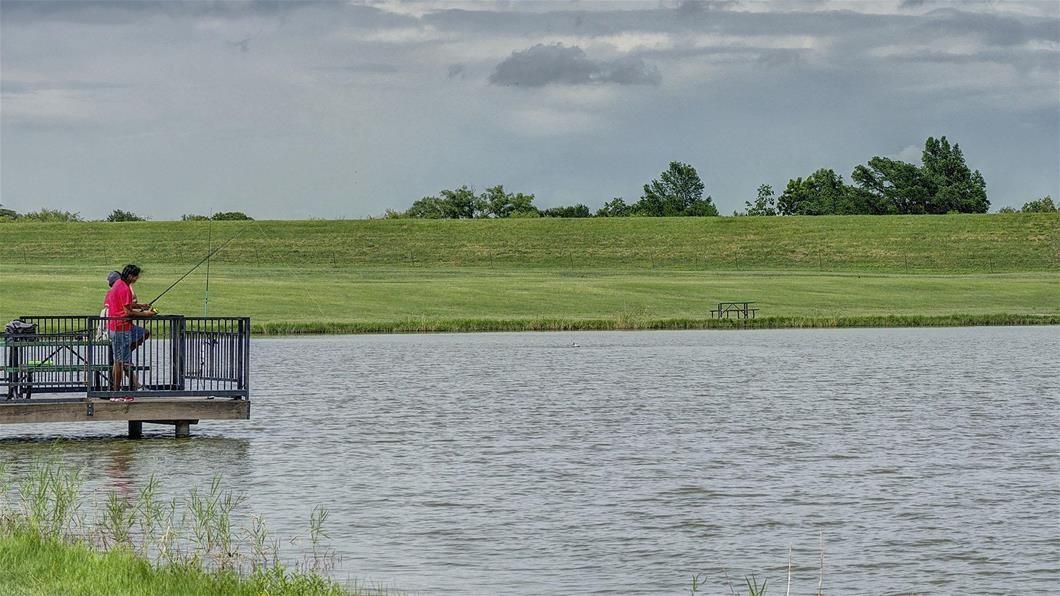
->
[2, 315, 250, 438]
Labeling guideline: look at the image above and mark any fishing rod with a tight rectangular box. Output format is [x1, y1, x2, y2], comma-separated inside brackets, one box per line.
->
[148, 234, 239, 307]
[204, 221, 212, 317]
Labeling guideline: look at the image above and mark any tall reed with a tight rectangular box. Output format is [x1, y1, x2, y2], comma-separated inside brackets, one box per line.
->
[0, 459, 394, 595]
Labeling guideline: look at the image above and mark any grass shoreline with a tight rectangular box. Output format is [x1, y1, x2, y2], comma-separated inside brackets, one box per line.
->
[0, 460, 387, 596]
[251, 313, 1060, 335]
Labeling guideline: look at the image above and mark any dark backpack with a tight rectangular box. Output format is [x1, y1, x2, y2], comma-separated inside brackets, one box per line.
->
[4, 320, 36, 335]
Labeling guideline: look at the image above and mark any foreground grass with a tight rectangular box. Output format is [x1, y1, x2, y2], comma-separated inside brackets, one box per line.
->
[0, 460, 389, 596]
[1, 215, 1056, 332]
[0, 531, 347, 596]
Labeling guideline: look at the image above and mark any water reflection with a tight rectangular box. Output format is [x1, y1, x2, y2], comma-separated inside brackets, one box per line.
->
[0, 435, 251, 500]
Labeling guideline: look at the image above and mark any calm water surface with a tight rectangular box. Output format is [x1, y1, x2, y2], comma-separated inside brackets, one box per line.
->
[2, 327, 1058, 594]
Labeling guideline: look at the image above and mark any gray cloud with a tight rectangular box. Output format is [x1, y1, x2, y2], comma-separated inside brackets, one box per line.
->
[0, 79, 125, 94]
[915, 8, 1059, 46]
[1, 0, 1055, 217]
[229, 37, 251, 53]
[424, 3, 1056, 49]
[0, 0, 414, 27]
[489, 43, 660, 87]
[676, 0, 740, 16]
[755, 49, 807, 69]
[320, 62, 400, 74]
[1, 0, 310, 22]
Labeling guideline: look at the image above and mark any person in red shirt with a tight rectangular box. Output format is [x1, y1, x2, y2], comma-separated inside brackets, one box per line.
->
[104, 264, 156, 399]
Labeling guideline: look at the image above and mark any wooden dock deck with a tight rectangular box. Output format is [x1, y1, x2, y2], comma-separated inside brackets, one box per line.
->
[0, 397, 250, 437]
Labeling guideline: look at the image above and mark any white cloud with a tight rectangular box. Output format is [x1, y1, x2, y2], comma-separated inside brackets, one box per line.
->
[348, 25, 447, 44]
[689, 33, 822, 51]
[1, 88, 100, 126]
[593, 32, 674, 53]
[894, 144, 923, 164]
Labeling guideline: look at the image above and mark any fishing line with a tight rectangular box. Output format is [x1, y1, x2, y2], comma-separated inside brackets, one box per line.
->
[243, 218, 330, 321]
[148, 224, 249, 307]
[204, 220, 212, 316]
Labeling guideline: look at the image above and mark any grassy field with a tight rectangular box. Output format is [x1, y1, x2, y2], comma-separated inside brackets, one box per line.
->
[1, 214, 1057, 332]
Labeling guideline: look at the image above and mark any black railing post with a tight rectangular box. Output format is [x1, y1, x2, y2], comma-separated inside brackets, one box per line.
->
[177, 316, 186, 391]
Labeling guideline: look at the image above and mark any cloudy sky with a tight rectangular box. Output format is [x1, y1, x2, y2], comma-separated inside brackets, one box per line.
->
[1, 0, 1057, 219]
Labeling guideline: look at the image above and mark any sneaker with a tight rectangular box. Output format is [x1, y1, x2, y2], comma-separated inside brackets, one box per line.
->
[119, 396, 136, 402]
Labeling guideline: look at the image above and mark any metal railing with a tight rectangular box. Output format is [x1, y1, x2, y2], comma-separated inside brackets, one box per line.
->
[2, 315, 249, 400]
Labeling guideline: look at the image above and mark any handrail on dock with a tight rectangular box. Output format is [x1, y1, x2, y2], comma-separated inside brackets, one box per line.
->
[3, 315, 250, 401]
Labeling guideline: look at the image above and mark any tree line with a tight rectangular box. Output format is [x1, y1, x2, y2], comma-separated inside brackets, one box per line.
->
[0, 208, 253, 222]
[998, 196, 1056, 214]
[744, 136, 990, 216]
[384, 160, 718, 219]
[388, 136, 1048, 219]
[1, 136, 1054, 221]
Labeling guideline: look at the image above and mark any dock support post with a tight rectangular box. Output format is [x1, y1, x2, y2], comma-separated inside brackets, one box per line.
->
[128, 421, 142, 439]
[175, 421, 191, 438]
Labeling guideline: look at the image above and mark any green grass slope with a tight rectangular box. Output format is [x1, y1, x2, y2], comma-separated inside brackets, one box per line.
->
[1, 213, 1057, 271]
[1, 214, 1057, 331]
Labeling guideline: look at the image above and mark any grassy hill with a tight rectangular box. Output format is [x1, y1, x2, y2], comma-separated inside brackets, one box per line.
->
[1, 213, 1057, 271]
[1, 214, 1057, 332]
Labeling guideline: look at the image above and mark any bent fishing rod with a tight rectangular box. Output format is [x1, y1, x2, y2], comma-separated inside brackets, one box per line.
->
[147, 235, 239, 307]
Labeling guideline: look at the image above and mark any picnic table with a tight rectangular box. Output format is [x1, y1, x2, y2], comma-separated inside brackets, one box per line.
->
[710, 301, 758, 320]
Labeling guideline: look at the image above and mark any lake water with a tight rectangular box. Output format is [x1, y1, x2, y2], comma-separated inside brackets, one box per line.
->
[2, 327, 1058, 594]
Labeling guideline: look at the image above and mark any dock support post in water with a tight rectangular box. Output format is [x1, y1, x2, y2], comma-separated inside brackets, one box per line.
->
[128, 421, 142, 439]
[175, 421, 191, 438]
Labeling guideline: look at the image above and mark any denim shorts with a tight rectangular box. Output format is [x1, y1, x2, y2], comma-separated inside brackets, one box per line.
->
[109, 326, 145, 364]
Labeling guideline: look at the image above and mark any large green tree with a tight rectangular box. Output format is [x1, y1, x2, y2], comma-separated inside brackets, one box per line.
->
[777, 169, 862, 215]
[851, 157, 936, 214]
[1021, 196, 1056, 213]
[405, 186, 482, 219]
[920, 136, 989, 213]
[634, 162, 718, 216]
[850, 136, 988, 214]
[402, 185, 540, 219]
[596, 197, 630, 217]
[744, 184, 777, 216]
[481, 185, 537, 218]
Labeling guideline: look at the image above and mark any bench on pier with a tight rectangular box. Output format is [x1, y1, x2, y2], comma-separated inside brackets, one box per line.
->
[3, 365, 151, 373]
[0, 338, 110, 348]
